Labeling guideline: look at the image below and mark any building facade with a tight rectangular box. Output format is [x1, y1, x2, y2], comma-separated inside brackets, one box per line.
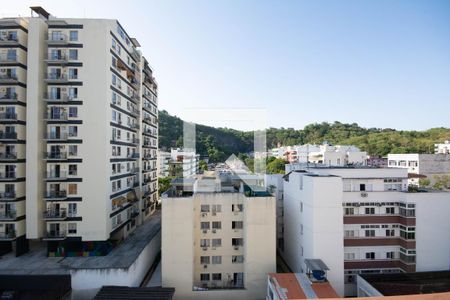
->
[435, 141, 450, 154]
[387, 153, 450, 186]
[161, 176, 276, 300]
[0, 9, 158, 256]
[282, 166, 450, 297]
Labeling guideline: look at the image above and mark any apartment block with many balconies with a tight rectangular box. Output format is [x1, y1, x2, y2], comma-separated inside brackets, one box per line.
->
[282, 166, 450, 297]
[0, 7, 159, 257]
[161, 174, 276, 300]
[0, 17, 29, 255]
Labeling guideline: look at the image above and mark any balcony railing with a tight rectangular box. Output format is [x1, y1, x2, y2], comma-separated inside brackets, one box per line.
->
[44, 132, 68, 140]
[0, 191, 16, 200]
[0, 172, 16, 180]
[0, 152, 17, 160]
[127, 153, 140, 159]
[0, 113, 17, 120]
[43, 209, 67, 219]
[44, 112, 68, 121]
[44, 53, 68, 63]
[47, 34, 68, 44]
[45, 171, 67, 180]
[0, 210, 17, 220]
[0, 93, 18, 101]
[0, 74, 18, 82]
[0, 54, 18, 63]
[44, 190, 68, 199]
[0, 230, 16, 240]
[43, 92, 77, 102]
[0, 36, 18, 44]
[44, 73, 68, 82]
[45, 230, 66, 239]
[45, 152, 68, 160]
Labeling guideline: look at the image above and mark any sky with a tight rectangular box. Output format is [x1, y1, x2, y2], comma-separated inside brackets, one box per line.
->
[3, 0, 450, 131]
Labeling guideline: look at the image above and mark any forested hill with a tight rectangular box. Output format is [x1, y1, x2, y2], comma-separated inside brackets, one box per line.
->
[158, 110, 450, 162]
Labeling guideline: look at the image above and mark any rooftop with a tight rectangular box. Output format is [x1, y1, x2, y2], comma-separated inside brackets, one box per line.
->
[0, 211, 161, 274]
[360, 271, 450, 296]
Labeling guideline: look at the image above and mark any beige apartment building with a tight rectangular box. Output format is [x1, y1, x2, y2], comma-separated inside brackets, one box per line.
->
[0, 7, 158, 256]
[161, 175, 276, 300]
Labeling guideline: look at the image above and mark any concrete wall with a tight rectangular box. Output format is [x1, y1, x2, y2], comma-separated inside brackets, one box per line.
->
[70, 230, 161, 299]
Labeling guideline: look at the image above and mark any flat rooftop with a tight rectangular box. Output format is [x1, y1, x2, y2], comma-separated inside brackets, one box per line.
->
[360, 271, 450, 296]
[0, 211, 161, 274]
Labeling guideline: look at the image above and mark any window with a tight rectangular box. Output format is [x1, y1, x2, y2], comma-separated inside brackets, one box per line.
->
[232, 238, 244, 246]
[365, 230, 375, 237]
[386, 229, 395, 237]
[212, 221, 221, 229]
[212, 256, 221, 264]
[212, 239, 221, 247]
[212, 273, 221, 281]
[200, 274, 209, 281]
[69, 145, 78, 156]
[68, 184, 77, 195]
[232, 204, 243, 212]
[68, 164, 77, 176]
[232, 221, 243, 229]
[68, 223, 77, 234]
[344, 253, 355, 260]
[300, 224, 303, 235]
[69, 68, 78, 79]
[68, 203, 77, 216]
[200, 222, 210, 230]
[200, 256, 210, 264]
[365, 207, 375, 215]
[386, 251, 395, 259]
[300, 202, 303, 212]
[366, 252, 375, 260]
[386, 207, 395, 214]
[200, 239, 210, 247]
[344, 230, 356, 237]
[69, 87, 78, 99]
[69, 107, 78, 118]
[69, 30, 78, 41]
[112, 74, 117, 85]
[344, 207, 354, 215]
[212, 204, 221, 214]
[232, 255, 244, 263]
[68, 126, 78, 137]
[360, 184, 366, 191]
[69, 49, 78, 60]
[200, 205, 210, 212]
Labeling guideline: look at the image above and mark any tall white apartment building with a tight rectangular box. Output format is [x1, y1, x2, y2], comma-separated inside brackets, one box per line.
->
[283, 166, 450, 297]
[0, 7, 158, 256]
[161, 175, 276, 300]
[387, 153, 450, 186]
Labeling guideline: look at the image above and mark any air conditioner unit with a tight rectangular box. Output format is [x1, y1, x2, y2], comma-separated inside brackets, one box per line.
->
[212, 229, 216, 233]
[203, 265, 208, 269]
[361, 192, 368, 197]
[234, 246, 239, 250]
[202, 229, 207, 234]
[212, 212, 217, 216]
[202, 247, 207, 251]
[201, 212, 207, 217]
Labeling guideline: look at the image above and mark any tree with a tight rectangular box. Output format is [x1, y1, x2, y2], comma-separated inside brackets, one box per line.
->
[158, 177, 173, 196]
[266, 158, 286, 174]
[419, 178, 431, 187]
[198, 160, 208, 171]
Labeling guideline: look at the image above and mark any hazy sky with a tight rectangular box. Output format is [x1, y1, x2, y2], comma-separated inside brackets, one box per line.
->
[4, 0, 450, 131]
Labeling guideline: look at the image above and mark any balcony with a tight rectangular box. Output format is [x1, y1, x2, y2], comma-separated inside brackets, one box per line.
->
[44, 152, 68, 160]
[44, 73, 68, 83]
[44, 132, 68, 141]
[43, 209, 67, 220]
[45, 171, 67, 181]
[0, 93, 18, 101]
[0, 230, 16, 240]
[43, 230, 66, 240]
[0, 210, 17, 220]
[44, 53, 68, 64]
[0, 54, 18, 64]
[43, 92, 77, 102]
[128, 153, 140, 159]
[131, 167, 140, 174]
[43, 190, 68, 200]
[131, 137, 140, 144]
[0, 132, 17, 140]
[0, 74, 18, 83]
[0, 112, 17, 121]
[0, 152, 17, 161]
[46, 33, 68, 45]
[44, 112, 68, 121]
[0, 172, 16, 180]
[0, 191, 16, 201]
[0, 35, 19, 45]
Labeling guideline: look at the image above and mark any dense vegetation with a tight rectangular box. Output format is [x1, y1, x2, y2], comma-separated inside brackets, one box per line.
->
[159, 110, 450, 162]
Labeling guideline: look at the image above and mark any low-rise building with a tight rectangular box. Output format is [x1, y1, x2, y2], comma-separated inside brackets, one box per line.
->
[387, 153, 450, 186]
[435, 141, 450, 154]
[161, 174, 276, 300]
[282, 166, 450, 297]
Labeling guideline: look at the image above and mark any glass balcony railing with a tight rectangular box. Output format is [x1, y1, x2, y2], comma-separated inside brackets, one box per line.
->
[43, 92, 78, 102]
[45, 152, 68, 160]
[0, 93, 18, 101]
[0, 152, 17, 160]
[0, 230, 16, 240]
[0, 74, 18, 82]
[43, 190, 67, 199]
[43, 209, 67, 219]
[44, 112, 68, 121]
[44, 73, 68, 82]
[44, 132, 68, 140]
[0, 172, 16, 180]
[0, 210, 17, 220]
[0, 191, 16, 200]
[46, 33, 68, 44]
[0, 54, 18, 63]
[45, 171, 67, 180]
[0, 113, 17, 120]
[0, 132, 17, 140]
[45, 230, 66, 239]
